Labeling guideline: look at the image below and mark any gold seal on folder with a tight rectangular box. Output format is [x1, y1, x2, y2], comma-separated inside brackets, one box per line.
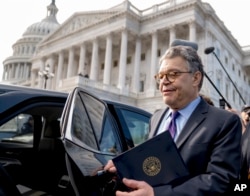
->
[143, 156, 161, 176]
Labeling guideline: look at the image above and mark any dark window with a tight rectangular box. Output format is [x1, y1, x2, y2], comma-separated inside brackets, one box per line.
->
[113, 60, 118, 67]
[140, 81, 144, 92]
[71, 93, 99, 150]
[157, 49, 161, 57]
[127, 56, 131, 64]
[71, 92, 118, 153]
[0, 113, 35, 145]
[99, 118, 117, 153]
[115, 107, 149, 146]
[141, 53, 145, 61]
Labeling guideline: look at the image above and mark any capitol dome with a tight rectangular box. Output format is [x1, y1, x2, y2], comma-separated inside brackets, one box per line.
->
[2, 0, 60, 85]
[23, 1, 59, 37]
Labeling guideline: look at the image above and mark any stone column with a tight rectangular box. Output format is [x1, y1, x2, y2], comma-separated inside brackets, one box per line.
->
[189, 20, 196, 42]
[27, 63, 31, 79]
[10, 63, 15, 79]
[39, 59, 46, 88]
[5, 65, 8, 80]
[90, 38, 99, 81]
[78, 43, 86, 75]
[56, 51, 64, 87]
[47, 56, 55, 90]
[8, 64, 10, 79]
[30, 69, 36, 87]
[118, 29, 128, 92]
[6, 64, 11, 80]
[1, 65, 5, 80]
[133, 36, 141, 93]
[103, 33, 113, 86]
[23, 63, 28, 78]
[149, 30, 158, 91]
[8, 64, 12, 80]
[67, 47, 75, 78]
[2, 64, 6, 81]
[21, 63, 24, 78]
[169, 25, 176, 46]
[15, 63, 20, 79]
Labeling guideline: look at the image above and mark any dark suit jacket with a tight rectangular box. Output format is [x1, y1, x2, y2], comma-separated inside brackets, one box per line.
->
[148, 98, 242, 196]
[240, 123, 250, 195]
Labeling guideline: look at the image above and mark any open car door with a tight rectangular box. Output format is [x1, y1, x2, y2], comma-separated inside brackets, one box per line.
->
[60, 87, 151, 195]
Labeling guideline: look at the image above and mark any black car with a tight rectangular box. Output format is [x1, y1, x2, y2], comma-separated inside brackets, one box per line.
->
[0, 84, 152, 196]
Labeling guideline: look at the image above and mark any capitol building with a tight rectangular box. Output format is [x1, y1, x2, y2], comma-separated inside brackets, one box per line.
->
[2, 0, 250, 113]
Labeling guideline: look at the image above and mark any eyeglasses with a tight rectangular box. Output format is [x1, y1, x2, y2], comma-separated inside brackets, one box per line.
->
[154, 71, 192, 84]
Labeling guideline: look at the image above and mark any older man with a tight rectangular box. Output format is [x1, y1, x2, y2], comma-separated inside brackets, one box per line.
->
[105, 45, 242, 196]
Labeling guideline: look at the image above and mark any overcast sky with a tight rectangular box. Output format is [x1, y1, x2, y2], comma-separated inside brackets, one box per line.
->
[1, 0, 249, 79]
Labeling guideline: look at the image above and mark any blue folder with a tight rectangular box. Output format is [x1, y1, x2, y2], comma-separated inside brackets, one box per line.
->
[112, 131, 189, 187]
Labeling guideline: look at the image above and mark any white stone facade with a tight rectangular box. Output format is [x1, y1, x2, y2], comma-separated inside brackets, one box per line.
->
[2, 0, 250, 113]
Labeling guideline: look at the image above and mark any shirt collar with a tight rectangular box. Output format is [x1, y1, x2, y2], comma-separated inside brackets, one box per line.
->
[167, 96, 201, 119]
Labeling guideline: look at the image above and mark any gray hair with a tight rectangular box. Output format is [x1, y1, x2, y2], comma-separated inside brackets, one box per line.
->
[159, 45, 204, 90]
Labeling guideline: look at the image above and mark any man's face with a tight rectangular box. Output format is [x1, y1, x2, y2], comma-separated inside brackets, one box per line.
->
[158, 56, 201, 110]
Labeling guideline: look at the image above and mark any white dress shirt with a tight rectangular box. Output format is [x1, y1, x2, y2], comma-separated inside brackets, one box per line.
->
[157, 96, 201, 142]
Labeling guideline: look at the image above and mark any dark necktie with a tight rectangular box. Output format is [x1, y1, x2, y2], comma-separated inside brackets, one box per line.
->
[168, 111, 180, 138]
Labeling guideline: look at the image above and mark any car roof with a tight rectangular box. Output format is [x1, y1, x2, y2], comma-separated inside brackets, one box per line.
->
[0, 84, 151, 116]
[0, 84, 68, 97]
[0, 84, 68, 114]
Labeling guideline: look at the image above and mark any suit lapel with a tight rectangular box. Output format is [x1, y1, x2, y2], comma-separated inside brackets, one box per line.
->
[175, 99, 208, 148]
[148, 99, 209, 148]
[148, 108, 169, 138]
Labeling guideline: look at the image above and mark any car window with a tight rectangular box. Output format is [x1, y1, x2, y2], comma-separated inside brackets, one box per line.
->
[0, 104, 63, 147]
[0, 114, 34, 144]
[118, 109, 150, 146]
[70, 93, 97, 149]
[69, 91, 119, 154]
[82, 94, 119, 154]
[99, 117, 118, 154]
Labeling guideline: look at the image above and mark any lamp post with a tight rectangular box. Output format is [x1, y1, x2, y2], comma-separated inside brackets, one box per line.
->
[38, 64, 54, 89]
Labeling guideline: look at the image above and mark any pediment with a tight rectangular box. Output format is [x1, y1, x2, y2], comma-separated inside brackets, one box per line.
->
[44, 11, 120, 41]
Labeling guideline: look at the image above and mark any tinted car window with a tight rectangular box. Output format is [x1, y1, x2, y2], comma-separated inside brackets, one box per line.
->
[119, 109, 149, 146]
[0, 103, 64, 148]
[112, 107, 150, 147]
[70, 91, 118, 153]
[99, 117, 117, 154]
[80, 92, 105, 141]
[0, 115, 24, 139]
[0, 113, 39, 145]
[71, 93, 98, 149]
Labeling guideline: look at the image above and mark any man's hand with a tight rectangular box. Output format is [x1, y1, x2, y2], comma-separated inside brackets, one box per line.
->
[116, 178, 154, 196]
[104, 160, 154, 196]
[104, 160, 117, 173]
